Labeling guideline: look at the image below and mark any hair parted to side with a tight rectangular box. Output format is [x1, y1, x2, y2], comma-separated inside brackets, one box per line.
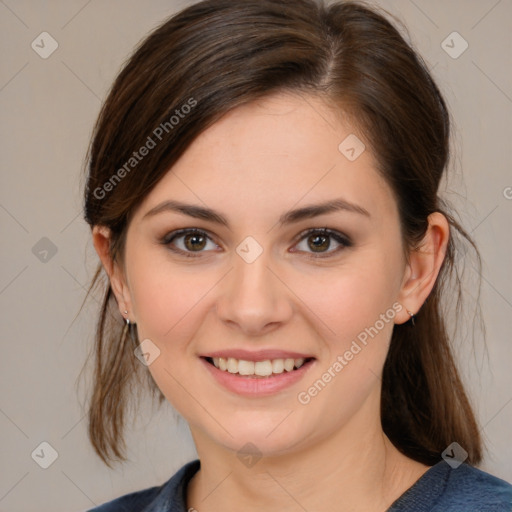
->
[82, 0, 484, 468]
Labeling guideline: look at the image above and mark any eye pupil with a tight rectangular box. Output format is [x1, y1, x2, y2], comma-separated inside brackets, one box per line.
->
[309, 234, 330, 252]
[185, 233, 206, 251]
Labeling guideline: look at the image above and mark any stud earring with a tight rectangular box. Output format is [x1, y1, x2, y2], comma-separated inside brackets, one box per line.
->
[406, 310, 415, 326]
[124, 310, 130, 326]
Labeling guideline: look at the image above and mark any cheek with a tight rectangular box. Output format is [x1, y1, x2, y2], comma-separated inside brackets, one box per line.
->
[291, 252, 402, 407]
[126, 256, 217, 415]
[129, 259, 215, 342]
[291, 267, 399, 431]
[294, 259, 399, 345]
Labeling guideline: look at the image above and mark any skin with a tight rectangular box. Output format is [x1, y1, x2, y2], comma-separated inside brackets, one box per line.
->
[93, 92, 449, 512]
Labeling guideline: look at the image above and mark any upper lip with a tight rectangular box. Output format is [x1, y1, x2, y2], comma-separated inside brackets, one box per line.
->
[201, 349, 315, 362]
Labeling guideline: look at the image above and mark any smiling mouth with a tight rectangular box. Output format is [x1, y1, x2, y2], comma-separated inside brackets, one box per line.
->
[202, 356, 315, 378]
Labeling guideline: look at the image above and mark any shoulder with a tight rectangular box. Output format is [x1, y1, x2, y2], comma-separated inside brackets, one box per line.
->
[85, 459, 200, 512]
[435, 463, 512, 511]
[389, 461, 512, 512]
[86, 485, 162, 512]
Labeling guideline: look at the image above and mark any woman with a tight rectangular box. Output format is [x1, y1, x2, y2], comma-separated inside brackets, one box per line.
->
[83, 0, 512, 510]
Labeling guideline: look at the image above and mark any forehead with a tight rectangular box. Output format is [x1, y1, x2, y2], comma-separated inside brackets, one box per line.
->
[135, 92, 397, 228]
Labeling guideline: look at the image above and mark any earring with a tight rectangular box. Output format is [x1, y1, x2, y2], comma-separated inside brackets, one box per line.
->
[407, 310, 415, 326]
[124, 310, 130, 326]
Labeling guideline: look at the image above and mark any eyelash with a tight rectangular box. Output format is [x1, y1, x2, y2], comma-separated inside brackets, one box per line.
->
[161, 228, 352, 259]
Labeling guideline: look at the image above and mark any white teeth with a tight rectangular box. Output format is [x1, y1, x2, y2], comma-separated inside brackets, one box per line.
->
[284, 358, 295, 372]
[208, 356, 310, 376]
[238, 360, 255, 375]
[254, 360, 273, 376]
[272, 359, 284, 374]
[227, 357, 238, 373]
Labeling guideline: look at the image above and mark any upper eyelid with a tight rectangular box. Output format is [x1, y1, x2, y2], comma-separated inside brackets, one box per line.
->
[292, 227, 349, 243]
[163, 228, 217, 245]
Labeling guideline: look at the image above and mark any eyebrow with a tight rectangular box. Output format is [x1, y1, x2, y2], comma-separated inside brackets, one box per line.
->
[142, 198, 371, 228]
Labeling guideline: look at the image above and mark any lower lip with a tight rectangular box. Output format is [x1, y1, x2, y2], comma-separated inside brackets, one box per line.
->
[200, 357, 315, 397]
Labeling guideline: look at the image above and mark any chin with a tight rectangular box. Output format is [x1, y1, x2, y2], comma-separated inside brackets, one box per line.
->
[207, 413, 313, 459]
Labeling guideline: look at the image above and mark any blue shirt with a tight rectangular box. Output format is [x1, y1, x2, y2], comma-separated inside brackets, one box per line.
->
[87, 459, 512, 511]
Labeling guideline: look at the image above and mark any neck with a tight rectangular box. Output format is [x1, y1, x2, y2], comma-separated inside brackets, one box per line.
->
[186, 392, 430, 512]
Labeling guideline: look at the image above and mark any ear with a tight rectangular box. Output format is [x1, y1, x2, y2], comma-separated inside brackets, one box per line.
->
[92, 225, 133, 321]
[395, 212, 450, 325]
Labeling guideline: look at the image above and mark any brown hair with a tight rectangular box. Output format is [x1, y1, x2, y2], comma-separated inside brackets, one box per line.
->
[82, 0, 484, 468]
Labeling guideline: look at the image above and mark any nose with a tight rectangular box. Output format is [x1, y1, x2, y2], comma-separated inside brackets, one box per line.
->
[215, 250, 293, 336]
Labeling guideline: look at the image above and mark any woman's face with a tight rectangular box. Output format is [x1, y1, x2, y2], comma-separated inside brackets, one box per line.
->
[118, 92, 412, 457]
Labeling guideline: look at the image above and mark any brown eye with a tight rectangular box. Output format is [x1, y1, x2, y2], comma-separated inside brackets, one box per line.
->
[163, 229, 218, 257]
[293, 228, 351, 257]
[307, 233, 331, 252]
[184, 232, 207, 251]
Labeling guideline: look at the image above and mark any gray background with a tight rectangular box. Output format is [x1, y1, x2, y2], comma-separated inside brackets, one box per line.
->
[0, 0, 511, 510]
